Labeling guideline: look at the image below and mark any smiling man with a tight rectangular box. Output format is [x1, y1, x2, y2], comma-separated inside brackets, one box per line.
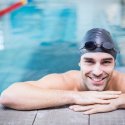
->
[80, 53, 114, 91]
[1, 28, 125, 114]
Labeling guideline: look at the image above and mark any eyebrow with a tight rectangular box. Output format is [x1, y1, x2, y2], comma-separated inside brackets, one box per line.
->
[83, 57, 113, 61]
[83, 57, 93, 60]
[102, 58, 113, 61]
[83, 57, 94, 61]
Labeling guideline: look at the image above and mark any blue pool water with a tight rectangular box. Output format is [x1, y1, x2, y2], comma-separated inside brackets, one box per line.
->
[1, 1, 125, 92]
[0, 2, 79, 92]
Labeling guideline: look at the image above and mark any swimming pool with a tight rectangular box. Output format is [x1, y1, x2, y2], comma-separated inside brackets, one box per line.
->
[0, 1, 79, 92]
[0, 0, 125, 92]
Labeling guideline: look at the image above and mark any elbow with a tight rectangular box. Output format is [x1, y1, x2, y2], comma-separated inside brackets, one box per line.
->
[0, 91, 30, 110]
[0, 83, 34, 110]
[0, 90, 17, 108]
[0, 84, 24, 110]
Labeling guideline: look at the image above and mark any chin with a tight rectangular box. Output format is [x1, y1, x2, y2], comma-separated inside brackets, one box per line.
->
[86, 79, 108, 91]
[87, 85, 106, 91]
[92, 88, 104, 91]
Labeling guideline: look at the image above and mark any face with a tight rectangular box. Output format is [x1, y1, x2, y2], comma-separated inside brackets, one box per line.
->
[79, 52, 115, 91]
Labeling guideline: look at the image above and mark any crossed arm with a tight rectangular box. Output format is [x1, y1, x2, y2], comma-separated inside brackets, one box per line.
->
[0, 83, 124, 114]
[69, 92, 125, 114]
[0, 73, 125, 114]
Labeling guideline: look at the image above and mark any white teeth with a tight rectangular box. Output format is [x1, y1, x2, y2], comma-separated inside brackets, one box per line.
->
[89, 77, 103, 82]
[88, 76, 107, 82]
[92, 78, 102, 82]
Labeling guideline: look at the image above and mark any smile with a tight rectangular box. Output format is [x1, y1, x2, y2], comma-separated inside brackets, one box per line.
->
[88, 76, 107, 85]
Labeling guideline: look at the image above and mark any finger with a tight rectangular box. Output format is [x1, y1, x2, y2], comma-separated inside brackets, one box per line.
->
[83, 105, 102, 114]
[97, 94, 120, 99]
[95, 99, 111, 104]
[83, 109, 98, 115]
[102, 91, 121, 95]
[69, 105, 93, 112]
[83, 104, 113, 114]
[69, 105, 77, 109]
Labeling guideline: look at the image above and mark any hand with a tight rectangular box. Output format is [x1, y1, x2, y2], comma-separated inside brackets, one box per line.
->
[73, 91, 121, 105]
[69, 98, 119, 114]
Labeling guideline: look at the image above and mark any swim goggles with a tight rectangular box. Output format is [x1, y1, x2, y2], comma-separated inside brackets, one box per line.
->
[80, 41, 119, 53]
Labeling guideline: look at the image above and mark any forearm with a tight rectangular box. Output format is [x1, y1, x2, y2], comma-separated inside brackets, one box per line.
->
[0, 83, 76, 110]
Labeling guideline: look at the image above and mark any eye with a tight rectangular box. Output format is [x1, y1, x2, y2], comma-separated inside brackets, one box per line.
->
[102, 61, 111, 65]
[84, 60, 94, 64]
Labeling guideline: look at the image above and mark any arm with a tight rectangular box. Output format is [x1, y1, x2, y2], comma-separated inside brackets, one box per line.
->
[0, 73, 121, 110]
[0, 73, 75, 110]
[0, 83, 75, 110]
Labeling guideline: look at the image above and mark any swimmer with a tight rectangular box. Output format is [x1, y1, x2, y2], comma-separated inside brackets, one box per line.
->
[1, 28, 125, 114]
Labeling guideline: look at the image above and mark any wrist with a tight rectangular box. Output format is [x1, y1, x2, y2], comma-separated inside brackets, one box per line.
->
[69, 91, 80, 104]
[70, 91, 87, 105]
[63, 91, 78, 105]
[116, 94, 125, 109]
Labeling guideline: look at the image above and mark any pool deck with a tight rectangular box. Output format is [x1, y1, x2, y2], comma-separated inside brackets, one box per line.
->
[0, 104, 125, 125]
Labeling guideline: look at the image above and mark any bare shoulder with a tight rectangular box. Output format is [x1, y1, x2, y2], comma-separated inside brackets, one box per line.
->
[63, 70, 80, 78]
[27, 70, 81, 91]
[112, 70, 125, 92]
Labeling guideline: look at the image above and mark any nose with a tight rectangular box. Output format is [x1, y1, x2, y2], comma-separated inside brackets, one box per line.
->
[92, 64, 103, 77]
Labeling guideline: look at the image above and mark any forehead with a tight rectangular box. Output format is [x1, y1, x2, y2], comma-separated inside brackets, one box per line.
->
[81, 52, 114, 61]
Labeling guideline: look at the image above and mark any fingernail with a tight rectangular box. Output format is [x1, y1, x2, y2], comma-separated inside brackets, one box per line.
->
[69, 106, 73, 109]
[73, 108, 78, 111]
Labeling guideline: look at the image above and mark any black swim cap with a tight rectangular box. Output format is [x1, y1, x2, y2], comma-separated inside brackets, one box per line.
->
[80, 28, 119, 59]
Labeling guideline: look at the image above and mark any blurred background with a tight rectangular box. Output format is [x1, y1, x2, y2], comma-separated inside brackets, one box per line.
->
[0, 0, 125, 92]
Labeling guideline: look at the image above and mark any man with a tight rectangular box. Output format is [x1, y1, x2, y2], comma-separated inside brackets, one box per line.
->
[0, 28, 125, 114]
